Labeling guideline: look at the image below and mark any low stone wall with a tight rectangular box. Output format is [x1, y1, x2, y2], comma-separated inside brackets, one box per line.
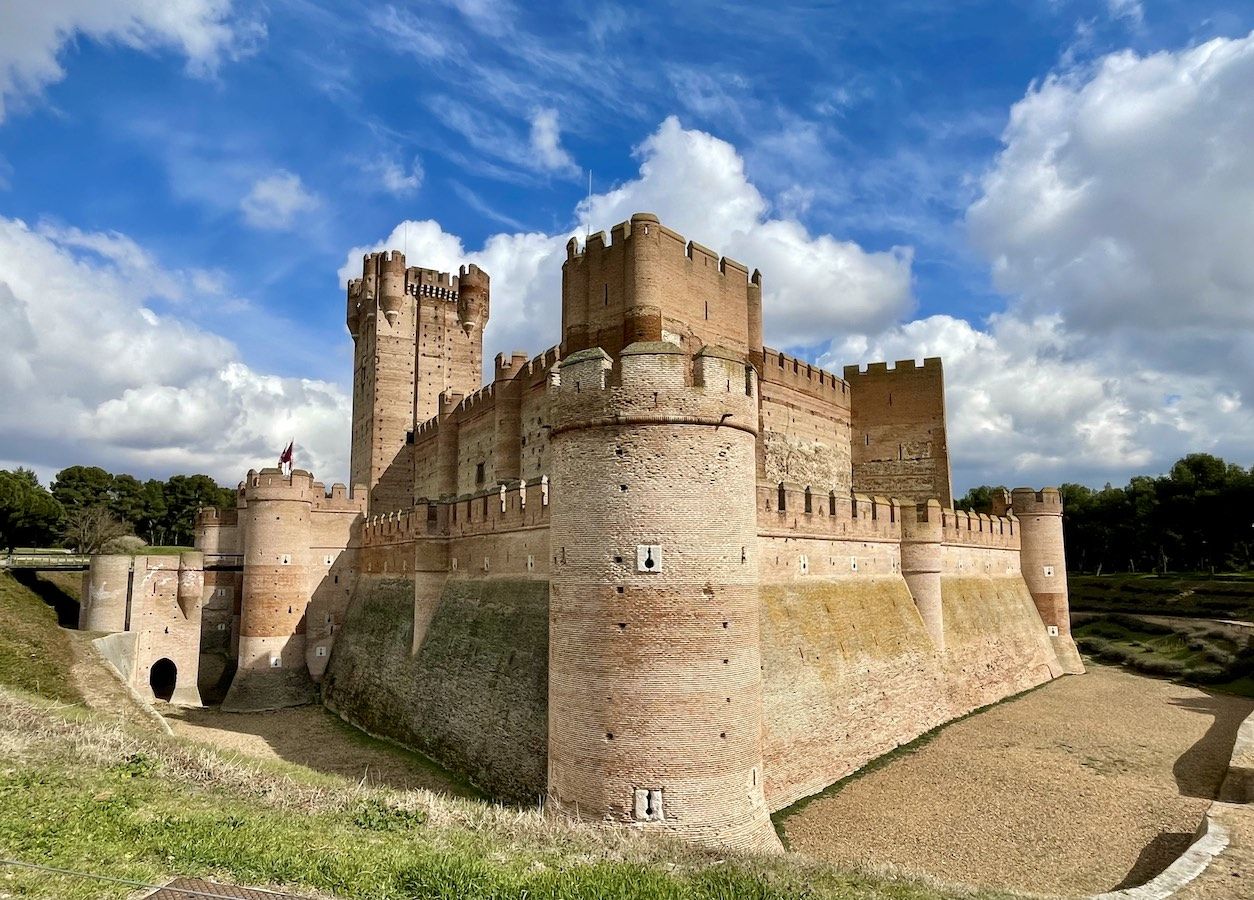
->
[323, 575, 549, 803]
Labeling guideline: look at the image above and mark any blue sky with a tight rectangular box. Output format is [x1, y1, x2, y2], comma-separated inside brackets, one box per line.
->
[1, 0, 1253, 492]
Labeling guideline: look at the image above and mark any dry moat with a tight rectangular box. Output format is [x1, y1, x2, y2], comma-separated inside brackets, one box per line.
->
[776, 664, 1252, 896]
[162, 662, 1250, 897]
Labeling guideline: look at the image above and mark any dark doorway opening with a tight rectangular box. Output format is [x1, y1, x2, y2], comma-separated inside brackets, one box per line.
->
[150, 658, 177, 702]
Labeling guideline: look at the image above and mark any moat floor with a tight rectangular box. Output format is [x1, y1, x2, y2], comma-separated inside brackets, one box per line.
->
[777, 664, 1253, 898]
[167, 704, 476, 797]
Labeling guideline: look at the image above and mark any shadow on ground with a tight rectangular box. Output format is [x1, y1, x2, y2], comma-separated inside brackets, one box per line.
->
[168, 703, 481, 799]
[12, 570, 79, 628]
[1170, 693, 1251, 798]
[1111, 831, 1197, 890]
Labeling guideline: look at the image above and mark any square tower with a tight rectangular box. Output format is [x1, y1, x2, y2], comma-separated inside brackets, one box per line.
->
[346, 253, 488, 513]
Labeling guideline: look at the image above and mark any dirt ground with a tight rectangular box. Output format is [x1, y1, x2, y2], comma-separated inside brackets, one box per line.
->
[777, 665, 1252, 897]
[166, 704, 478, 798]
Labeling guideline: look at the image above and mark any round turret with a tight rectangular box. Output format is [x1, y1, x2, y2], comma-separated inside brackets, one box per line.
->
[380, 251, 407, 327]
[81, 555, 132, 632]
[222, 468, 317, 711]
[457, 264, 490, 336]
[547, 342, 779, 852]
[1011, 487, 1084, 675]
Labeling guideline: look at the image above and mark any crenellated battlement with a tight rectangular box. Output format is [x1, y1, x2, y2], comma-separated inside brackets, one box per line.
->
[941, 507, 1019, 549]
[842, 357, 943, 379]
[761, 347, 850, 407]
[195, 506, 238, 528]
[549, 342, 759, 438]
[359, 478, 552, 547]
[311, 482, 369, 514]
[561, 213, 761, 359]
[757, 482, 902, 541]
[1011, 486, 1063, 516]
[565, 214, 753, 284]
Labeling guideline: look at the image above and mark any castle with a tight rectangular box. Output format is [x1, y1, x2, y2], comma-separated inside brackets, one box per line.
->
[78, 213, 1083, 852]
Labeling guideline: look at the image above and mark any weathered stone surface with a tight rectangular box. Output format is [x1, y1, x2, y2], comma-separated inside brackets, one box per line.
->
[323, 575, 548, 802]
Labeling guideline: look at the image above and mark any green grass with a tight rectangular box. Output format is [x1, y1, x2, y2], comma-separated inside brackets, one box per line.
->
[0, 566, 985, 900]
[1072, 612, 1254, 697]
[0, 692, 981, 900]
[0, 571, 81, 703]
[1070, 573, 1254, 621]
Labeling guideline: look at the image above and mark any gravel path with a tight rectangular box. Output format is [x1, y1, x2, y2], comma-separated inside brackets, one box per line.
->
[167, 704, 477, 797]
[777, 665, 1253, 898]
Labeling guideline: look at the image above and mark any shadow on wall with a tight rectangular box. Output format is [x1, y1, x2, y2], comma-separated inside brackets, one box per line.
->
[1170, 693, 1254, 798]
[11, 570, 79, 628]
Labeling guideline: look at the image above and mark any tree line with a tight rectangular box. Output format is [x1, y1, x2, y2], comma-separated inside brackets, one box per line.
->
[0, 465, 237, 553]
[957, 453, 1254, 574]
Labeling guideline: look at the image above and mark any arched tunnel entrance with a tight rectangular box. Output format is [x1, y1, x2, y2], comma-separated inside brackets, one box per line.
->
[149, 658, 178, 702]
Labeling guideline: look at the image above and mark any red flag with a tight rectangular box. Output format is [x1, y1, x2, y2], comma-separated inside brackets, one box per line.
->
[279, 441, 293, 475]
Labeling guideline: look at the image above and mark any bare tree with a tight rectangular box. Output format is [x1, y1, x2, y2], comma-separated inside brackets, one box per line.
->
[62, 505, 132, 554]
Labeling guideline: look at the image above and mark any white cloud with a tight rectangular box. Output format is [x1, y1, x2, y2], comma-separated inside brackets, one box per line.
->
[342, 116, 915, 366]
[1106, 0, 1144, 25]
[923, 30, 1254, 488]
[580, 117, 914, 343]
[366, 155, 424, 196]
[528, 108, 577, 174]
[0, 216, 348, 484]
[239, 171, 321, 230]
[0, 0, 262, 122]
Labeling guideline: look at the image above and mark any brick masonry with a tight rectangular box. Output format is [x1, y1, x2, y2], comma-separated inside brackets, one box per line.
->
[168, 212, 1083, 850]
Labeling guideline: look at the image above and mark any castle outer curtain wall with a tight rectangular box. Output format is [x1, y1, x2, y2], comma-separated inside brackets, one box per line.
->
[183, 212, 1082, 851]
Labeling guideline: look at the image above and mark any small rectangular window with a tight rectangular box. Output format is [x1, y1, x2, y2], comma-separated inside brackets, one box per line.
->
[476, 462, 485, 484]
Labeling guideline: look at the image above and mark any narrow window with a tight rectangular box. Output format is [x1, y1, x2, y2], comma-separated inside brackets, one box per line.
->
[777, 483, 786, 512]
[603, 283, 609, 306]
[829, 491, 837, 516]
[475, 462, 485, 485]
[704, 301, 709, 320]
[804, 487, 813, 514]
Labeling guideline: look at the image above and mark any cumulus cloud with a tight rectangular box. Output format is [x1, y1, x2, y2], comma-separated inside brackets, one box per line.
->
[341, 116, 915, 366]
[0, 0, 262, 122]
[239, 170, 321, 230]
[0, 216, 348, 483]
[913, 30, 1254, 487]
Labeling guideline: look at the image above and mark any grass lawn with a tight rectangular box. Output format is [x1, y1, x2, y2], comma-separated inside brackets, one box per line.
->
[1070, 572, 1254, 620]
[0, 570, 984, 900]
[1072, 612, 1254, 697]
[0, 572, 81, 703]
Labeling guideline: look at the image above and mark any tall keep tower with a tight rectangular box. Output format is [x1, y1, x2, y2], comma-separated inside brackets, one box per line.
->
[547, 341, 780, 853]
[346, 253, 489, 513]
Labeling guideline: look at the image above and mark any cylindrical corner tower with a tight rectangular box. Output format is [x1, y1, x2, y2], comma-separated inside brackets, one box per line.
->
[81, 555, 133, 632]
[223, 468, 317, 711]
[900, 499, 944, 649]
[1011, 487, 1084, 675]
[547, 342, 779, 852]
